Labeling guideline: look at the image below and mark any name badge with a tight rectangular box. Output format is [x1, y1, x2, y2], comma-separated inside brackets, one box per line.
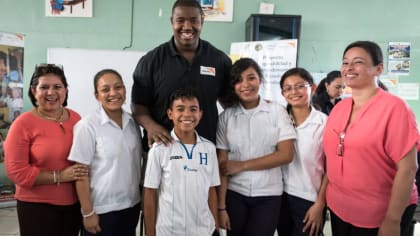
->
[200, 66, 216, 77]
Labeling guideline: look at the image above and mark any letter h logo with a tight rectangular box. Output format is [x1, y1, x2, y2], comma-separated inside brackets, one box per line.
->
[199, 152, 208, 165]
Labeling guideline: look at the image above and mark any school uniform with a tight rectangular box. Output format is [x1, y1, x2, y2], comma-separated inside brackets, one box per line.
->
[144, 130, 220, 236]
[68, 106, 142, 236]
[216, 100, 296, 236]
[278, 107, 327, 236]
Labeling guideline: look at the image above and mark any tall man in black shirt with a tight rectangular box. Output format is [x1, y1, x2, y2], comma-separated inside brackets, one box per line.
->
[131, 0, 231, 149]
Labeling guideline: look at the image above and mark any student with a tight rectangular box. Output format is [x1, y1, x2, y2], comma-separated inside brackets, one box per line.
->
[323, 41, 419, 236]
[216, 58, 296, 236]
[68, 69, 142, 236]
[131, 0, 231, 150]
[143, 87, 220, 236]
[312, 70, 344, 115]
[277, 67, 328, 236]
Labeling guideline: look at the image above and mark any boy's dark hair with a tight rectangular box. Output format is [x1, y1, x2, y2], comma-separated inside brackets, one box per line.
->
[172, 0, 204, 16]
[168, 87, 201, 110]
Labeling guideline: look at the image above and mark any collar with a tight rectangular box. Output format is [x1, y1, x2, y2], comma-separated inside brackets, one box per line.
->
[170, 129, 203, 144]
[168, 36, 203, 57]
[98, 105, 132, 128]
[232, 98, 270, 116]
[306, 106, 326, 125]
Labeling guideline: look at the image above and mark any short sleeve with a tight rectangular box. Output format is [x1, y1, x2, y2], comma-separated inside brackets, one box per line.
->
[218, 53, 232, 99]
[216, 110, 229, 150]
[209, 145, 221, 187]
[68, 119, 96, 165]
[275, 104, 296, 142]
[143, 145, 162, 189]
[131, 52, 155, 106]
[384, 100, 420, 162]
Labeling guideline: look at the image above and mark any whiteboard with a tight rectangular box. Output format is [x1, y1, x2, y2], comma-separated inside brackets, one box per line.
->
[47, 48, 145, 117]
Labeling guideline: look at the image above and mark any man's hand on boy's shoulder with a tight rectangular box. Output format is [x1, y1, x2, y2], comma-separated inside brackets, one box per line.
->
[146, 123, 173, 148]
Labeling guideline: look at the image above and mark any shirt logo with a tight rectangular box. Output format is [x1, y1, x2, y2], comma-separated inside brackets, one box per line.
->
[199, 152, 208, 165]
[170, 155, 183, 160]
[200, 66, 216, 76]
[183, 165, 198, 172]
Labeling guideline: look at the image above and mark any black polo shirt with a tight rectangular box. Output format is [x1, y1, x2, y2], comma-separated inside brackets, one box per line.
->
[132, 37, 231, 148]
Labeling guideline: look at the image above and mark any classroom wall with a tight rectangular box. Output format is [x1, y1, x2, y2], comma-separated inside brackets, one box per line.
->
[0, 0, 419, 182]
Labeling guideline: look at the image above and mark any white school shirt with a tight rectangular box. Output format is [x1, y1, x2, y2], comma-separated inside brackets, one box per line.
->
[68, 106, 142, 214]
[144, 130, 220, 236]
[282, 108, 327, 202]
[216, 100, 296, 197]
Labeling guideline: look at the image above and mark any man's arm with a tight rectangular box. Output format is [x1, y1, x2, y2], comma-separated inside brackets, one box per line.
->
[217, 54, 233, 109]
[131, 103, 172, 147]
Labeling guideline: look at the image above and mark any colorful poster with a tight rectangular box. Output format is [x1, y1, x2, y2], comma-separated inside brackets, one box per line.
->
[230, 39, 298, 105]
[197, 0, 233, 22]
[388, 42, 410, 75]
[0, 31, 24, 203]
[45, 0, 93, 17]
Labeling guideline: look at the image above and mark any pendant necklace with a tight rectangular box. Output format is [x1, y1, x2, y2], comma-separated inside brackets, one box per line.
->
[37, 107, 65, 132]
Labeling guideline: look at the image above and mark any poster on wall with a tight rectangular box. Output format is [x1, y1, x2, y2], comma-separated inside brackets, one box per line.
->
[230, 39, 298, 105]
[197, 0, 233, 22]
[45, 0, 93, 17]
[388, 42, 410, 75]
[0, 31, 24, 203]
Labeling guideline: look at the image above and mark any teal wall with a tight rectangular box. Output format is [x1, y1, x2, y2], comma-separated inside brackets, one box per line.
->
[0, 0, 420, 183]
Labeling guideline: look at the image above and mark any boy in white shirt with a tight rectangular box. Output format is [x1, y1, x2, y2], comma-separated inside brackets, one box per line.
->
[143, 87, 220, 236]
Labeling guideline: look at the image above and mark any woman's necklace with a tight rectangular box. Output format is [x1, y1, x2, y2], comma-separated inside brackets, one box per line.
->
[37, 107, 65, 132]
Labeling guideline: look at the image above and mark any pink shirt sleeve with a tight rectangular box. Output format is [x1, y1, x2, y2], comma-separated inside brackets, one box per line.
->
[384, 98, 419, 163]
[5, 117, 40, 188]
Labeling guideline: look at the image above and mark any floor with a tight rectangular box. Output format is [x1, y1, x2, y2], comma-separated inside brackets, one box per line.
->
[0, 204, 420, 236]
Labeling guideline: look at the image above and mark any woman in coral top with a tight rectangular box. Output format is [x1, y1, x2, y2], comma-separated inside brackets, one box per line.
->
[4, 64, 88, 236]
[323, 41, 419, 236]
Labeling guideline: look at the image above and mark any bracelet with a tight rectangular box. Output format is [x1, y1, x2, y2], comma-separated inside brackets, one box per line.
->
[56, 171, 61, 186]
[53, 171, 57, 183]
[218, 208, 226, 211]
[81, 209, 96, 218]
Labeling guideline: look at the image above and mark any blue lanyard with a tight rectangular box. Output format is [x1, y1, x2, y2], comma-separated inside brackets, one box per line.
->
[179, 142, 197, 160]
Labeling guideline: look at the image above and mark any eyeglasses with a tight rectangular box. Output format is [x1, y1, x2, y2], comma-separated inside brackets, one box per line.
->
[35, 63, 63, 71]
[282, 83, 311, 93]
[336, 131, 345, 157]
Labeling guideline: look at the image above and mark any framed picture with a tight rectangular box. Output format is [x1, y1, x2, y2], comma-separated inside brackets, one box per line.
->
[45, 0, 93, 17]
[197, 0, 234, 22]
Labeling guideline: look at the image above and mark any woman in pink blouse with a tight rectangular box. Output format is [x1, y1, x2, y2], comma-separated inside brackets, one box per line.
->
[5, 64, 88, 236]
[323, 41, 419, 236]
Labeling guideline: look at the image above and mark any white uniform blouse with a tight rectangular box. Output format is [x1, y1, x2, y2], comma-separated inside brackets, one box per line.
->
[68, 106, 142, 214]
[282, 107, 327, 202]
[216, 100, 296, 197]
